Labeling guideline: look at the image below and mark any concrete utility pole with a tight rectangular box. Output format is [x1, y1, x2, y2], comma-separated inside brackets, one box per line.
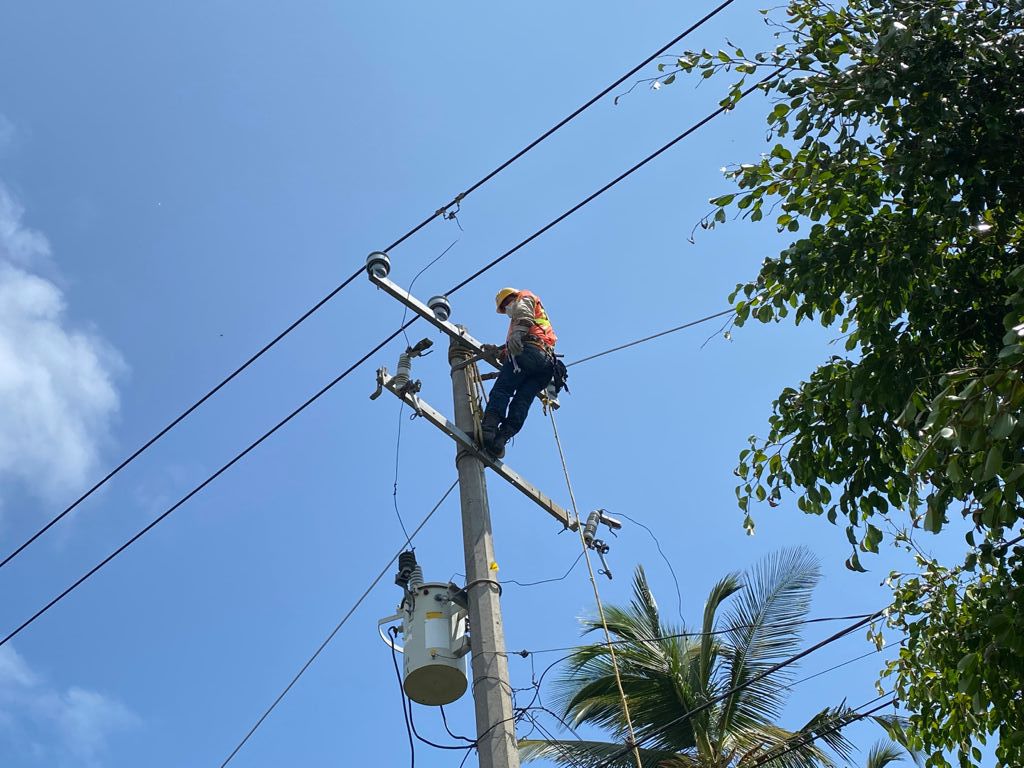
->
[448, 337, 520, 768]
[367, 252, 615, 768]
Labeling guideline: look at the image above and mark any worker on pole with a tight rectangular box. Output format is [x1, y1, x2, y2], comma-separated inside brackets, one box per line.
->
[480, 287, 557, 459]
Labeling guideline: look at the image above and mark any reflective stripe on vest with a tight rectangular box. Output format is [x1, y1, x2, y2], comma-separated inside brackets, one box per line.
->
[507, 290, 557, 348]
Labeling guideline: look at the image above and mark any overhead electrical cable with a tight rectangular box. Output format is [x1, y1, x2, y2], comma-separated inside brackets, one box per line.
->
[744, 694, 896, 768]
[567, 308, 735, 367]
[0, 0, 739, 574]
[504, 612, 880, 655]
[2, 65, 783, 647]
[0, 321, 414, 649]
[609, 509, 685, 623]
[218, 478, 459, 768]
[445, 70, 782, 296]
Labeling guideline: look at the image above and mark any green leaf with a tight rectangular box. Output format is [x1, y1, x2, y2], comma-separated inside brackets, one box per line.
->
[862, 524, 883, 553]
[845, 551, 867, 572]
[923, 504, 944, 534]
[983, 446, 1003, 481]
[991, 412, 1016, 439]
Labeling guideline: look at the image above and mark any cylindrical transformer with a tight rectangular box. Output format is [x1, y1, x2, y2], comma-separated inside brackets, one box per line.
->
[400, 582, 468, 706]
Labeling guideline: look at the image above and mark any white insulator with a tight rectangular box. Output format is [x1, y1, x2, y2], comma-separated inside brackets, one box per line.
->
[393, 352, 412, 390]
[366, 251, 391, 279]
[427, 295, 452, 322]
[407, 565, 424, 591]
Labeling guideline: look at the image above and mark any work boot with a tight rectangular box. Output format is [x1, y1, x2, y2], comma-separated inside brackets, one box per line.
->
[486, 425, 513, 460]
[480, 413, 501, 456]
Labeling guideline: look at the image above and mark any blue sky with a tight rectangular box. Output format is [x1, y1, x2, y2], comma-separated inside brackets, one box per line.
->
[0, 2, 982, 767]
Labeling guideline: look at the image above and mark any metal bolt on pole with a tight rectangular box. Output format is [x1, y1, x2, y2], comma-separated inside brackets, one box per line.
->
[449, 335, 520, 768]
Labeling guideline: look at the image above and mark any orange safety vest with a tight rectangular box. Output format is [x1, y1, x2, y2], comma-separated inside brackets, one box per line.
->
[506, 290, 557, 349]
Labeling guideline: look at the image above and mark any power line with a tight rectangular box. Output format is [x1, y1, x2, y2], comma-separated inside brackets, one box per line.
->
[503, 552, 585, 589]
[219, 479, 459, 768]
[0, 4, 738, 573]
[505, 612, 879, 655]
[567, 308, 735, 368]
[0, 320, 414, 649]
[391, 401, 413, 545]
[445, 70, 781, 297]
[426, 0, 739, 222]
[609, 510, 685, 624]
[744, 694, 896, 768]
[3, 62, 779, 648]
[786, 638, 901, 692]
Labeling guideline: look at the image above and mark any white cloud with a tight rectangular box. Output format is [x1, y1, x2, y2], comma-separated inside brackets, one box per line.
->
[0, 646, 138, 766]
[0, 180, 123, 510]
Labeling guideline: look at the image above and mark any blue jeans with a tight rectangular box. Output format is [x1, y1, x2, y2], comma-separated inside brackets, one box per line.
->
[484, 344, 554, 437]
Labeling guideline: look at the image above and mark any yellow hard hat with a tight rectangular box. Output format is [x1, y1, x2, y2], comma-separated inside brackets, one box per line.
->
[495, 287, 518, 313]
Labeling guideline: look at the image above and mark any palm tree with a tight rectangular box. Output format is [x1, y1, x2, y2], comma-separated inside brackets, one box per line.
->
[520, 547, 863, 768]
[861, 741, 914, 768]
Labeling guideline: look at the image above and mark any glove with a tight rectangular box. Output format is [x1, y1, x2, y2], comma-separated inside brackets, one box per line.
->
[506, 331, 525, 358]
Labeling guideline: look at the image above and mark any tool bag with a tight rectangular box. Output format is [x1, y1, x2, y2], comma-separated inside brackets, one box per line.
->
[551, 354, 570, 396]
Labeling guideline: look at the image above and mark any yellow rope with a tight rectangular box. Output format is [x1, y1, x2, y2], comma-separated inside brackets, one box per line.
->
[464, 359, 485, 445]
[548, 410, 644, 768]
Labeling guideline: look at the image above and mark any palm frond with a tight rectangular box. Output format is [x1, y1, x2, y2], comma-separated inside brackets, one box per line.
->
[698, 572, 743, 687]
[552, 567, 708, 753]
[793, 704, 858, 765]
[730, 720, 840, 768]
[631, 565, 661, 636]
[870, 716, 924, 766]
[864, 740, 909, 768]
[519, 738, 682, 768]
[718, 547, 821, 735]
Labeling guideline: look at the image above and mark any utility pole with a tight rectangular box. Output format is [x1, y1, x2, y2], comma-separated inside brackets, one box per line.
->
[367, 252, 619, 767]
[449, 337, 520, 768]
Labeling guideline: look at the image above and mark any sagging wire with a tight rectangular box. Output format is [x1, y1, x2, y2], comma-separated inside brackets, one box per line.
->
[504, 551, 584, 588]
[390, 240, 459, 545]
[523, 710, 591, 768]
[388, 627, 475, 754]
[439, 705, 475, 744]
[607, 509, 684, 624]
[391, 401, 413, 547]
[400, 239, 459, 347]
[548, 409, 644, 768]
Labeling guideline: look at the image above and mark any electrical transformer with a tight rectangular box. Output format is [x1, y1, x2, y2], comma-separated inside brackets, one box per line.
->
[379, 552, 469, 706]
